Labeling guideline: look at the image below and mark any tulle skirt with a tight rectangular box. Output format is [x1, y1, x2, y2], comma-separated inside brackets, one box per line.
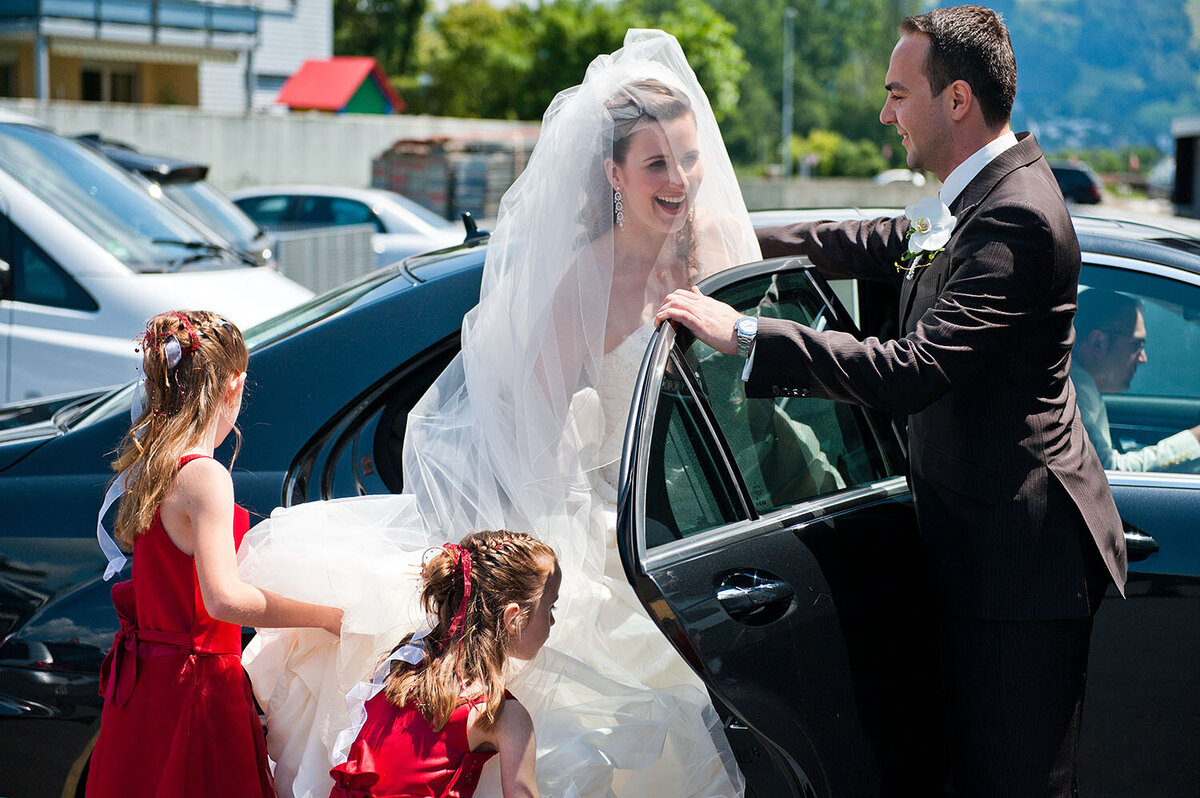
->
[237, 494, 744, 797]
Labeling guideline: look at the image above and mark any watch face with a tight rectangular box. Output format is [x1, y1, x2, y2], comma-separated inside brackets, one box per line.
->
[738, 316, 758, 335]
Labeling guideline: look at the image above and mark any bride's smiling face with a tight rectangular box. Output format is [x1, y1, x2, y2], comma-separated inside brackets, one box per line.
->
[609, 115, 703, 237]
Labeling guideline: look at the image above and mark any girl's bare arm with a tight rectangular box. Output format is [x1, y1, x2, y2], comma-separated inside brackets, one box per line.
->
[180, 458, 343, 634]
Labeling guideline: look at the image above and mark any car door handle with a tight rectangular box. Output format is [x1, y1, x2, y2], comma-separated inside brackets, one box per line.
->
[1123, 522, 1159, 563]
[716, 570, 794, 626]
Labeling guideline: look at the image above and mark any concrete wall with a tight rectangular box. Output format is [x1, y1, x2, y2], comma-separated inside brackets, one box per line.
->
[0, 98, 936, 211]
[740, 177, 935, 211]
[0, 98, 541, 192]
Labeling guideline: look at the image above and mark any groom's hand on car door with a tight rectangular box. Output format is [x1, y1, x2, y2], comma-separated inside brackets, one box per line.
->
[657, 287, 740, 355]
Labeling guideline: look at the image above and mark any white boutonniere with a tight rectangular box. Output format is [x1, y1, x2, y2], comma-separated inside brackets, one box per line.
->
[896, 196, 956, 280]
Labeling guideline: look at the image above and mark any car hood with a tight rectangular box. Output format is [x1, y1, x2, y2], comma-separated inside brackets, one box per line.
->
[0, 420, 61, 470]
[127, 268, 314, 327]
[0, 389, 112, 470]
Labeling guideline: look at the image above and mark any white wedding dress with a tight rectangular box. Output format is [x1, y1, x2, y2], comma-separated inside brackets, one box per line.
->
[237, 29, 762, 798]
[239, 323, 740, 797]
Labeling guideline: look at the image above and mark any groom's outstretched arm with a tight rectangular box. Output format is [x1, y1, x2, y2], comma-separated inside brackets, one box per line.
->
[756, 216, 910, 285]
[664, 203, 1057, 415]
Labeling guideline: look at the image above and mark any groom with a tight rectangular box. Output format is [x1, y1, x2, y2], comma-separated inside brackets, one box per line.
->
[658, 5, 1126, 795]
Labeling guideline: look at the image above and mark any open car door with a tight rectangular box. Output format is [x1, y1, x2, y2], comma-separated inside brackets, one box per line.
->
[617, 258, 945, 796]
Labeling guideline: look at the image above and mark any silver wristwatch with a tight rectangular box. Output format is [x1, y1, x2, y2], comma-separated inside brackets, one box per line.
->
[735, 315, 758, 358]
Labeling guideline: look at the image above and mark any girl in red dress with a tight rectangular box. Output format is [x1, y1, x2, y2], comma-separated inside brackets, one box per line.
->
[86, 310, 344, 798]
[329, 530, 560, 798]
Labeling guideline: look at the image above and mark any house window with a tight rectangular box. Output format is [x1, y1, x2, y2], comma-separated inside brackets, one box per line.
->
[81, 65, 137, 103]
[0, 63, 15, 98]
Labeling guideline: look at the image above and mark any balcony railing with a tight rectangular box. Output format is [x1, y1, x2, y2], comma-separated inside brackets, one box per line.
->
[0, 0, 259, 35]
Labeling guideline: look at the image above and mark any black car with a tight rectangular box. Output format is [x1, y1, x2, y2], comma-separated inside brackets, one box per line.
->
[77, 135, 276, 267]
[1051, 161, 1105, 204]
[2, 214, 1197, 797]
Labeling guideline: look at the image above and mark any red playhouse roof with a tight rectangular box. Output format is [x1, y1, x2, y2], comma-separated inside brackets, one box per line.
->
[276, 56, 405, 114]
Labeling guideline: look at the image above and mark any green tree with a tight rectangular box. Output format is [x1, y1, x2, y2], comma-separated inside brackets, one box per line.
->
[411, 0, 748, 123]
[334, 0, 427, 76]
[413, 0, 533, 118]
[790, 129, 884, 176]
[645, 1, 748, 122]
[710, 0, 919, 167]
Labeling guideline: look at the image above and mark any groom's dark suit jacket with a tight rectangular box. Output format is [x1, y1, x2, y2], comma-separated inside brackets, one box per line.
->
[751, 132, 1126, 620]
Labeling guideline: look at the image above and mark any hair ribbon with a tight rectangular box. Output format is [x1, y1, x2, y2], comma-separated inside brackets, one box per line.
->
[442, 543, 473, 640]
[95, 469, 131, 580]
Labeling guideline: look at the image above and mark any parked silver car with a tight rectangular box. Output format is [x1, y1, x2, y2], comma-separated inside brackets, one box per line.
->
[231, 184, 464, 267]
[0, 111, 312, 402]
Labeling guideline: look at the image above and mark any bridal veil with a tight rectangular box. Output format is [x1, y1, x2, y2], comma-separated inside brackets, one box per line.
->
[238, 29, 761, 797]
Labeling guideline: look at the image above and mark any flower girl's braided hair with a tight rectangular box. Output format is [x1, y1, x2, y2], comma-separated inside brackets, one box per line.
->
[384, 530, 556, 731]
[109, 310, 247, 547]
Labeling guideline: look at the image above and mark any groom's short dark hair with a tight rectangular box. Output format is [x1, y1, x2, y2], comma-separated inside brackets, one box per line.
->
[901, 5, 1016, 130]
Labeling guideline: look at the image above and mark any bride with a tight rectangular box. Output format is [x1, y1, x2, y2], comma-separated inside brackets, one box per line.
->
[237, 29, 761, 797]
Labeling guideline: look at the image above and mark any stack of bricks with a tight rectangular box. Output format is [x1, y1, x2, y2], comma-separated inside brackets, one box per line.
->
[371, 133, 539, 221]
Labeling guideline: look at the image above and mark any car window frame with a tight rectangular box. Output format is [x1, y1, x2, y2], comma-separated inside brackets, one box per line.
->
[620, 259, 911, 581]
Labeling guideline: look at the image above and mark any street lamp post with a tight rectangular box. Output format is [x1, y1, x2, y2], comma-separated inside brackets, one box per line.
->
[782, 7, 796, 178]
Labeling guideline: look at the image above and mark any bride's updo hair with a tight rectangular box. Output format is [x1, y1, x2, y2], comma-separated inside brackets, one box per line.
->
[606, 78, 693, 166]
[384, 530, 556, 731]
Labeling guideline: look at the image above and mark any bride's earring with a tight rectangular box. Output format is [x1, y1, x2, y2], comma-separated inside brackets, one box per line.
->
[614, 188, 624, 230]
[687, 205, 694, 224]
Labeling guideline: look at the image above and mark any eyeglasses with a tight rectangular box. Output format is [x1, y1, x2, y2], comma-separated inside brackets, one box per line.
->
[1100, 330, 1147, 353]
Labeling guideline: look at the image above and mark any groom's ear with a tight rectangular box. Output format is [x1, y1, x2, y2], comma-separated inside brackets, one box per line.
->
[947, 79, 973, 122]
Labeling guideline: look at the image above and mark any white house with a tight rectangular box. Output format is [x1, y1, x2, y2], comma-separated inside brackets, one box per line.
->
[0, 0, 330, 112]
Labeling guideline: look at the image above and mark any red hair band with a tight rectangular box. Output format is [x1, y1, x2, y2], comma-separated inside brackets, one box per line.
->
[442, 543, 473, 641]
[170, 312, 201, 356]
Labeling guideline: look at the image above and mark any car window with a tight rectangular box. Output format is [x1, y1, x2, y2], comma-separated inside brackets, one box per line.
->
[644, 270, 904, 545]
[643, 361, 747, 544]
[9, 221, 97, 311]
[284, 342, 459, 504]
[1053, 169, 1087, 192]
[234, 195, 291, 230]
[1074, 263, 1200, 473]
[162, 181, 260, 249]
[295, 196, 385, 233]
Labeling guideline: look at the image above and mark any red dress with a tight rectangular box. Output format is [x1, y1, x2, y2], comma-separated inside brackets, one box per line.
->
[328, 691, 511, 798]
[86, 455, 273, 798]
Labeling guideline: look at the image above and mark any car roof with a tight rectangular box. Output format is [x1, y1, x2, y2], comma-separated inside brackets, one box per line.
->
[1073, 214, 1200, 274]
[0, 109, 49, 128]
[229, 184, 396, 202]
[76, 135, 209, 184]
[748, 207, 1200, 277]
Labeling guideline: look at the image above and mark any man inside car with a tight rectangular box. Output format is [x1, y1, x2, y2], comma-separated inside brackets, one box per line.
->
[1072, 288, 1200, 471]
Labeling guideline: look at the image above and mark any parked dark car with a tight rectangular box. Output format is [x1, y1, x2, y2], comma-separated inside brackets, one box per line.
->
[2, 214, 1198, 797]
[76, 135, 275, 267]
[1051, 160, 1105, 204]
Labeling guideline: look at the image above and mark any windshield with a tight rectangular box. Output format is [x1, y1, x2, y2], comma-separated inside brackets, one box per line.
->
[163, 180, 262, 250]
[0, 123, 233, 272]
[63, 266, 405, 431]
